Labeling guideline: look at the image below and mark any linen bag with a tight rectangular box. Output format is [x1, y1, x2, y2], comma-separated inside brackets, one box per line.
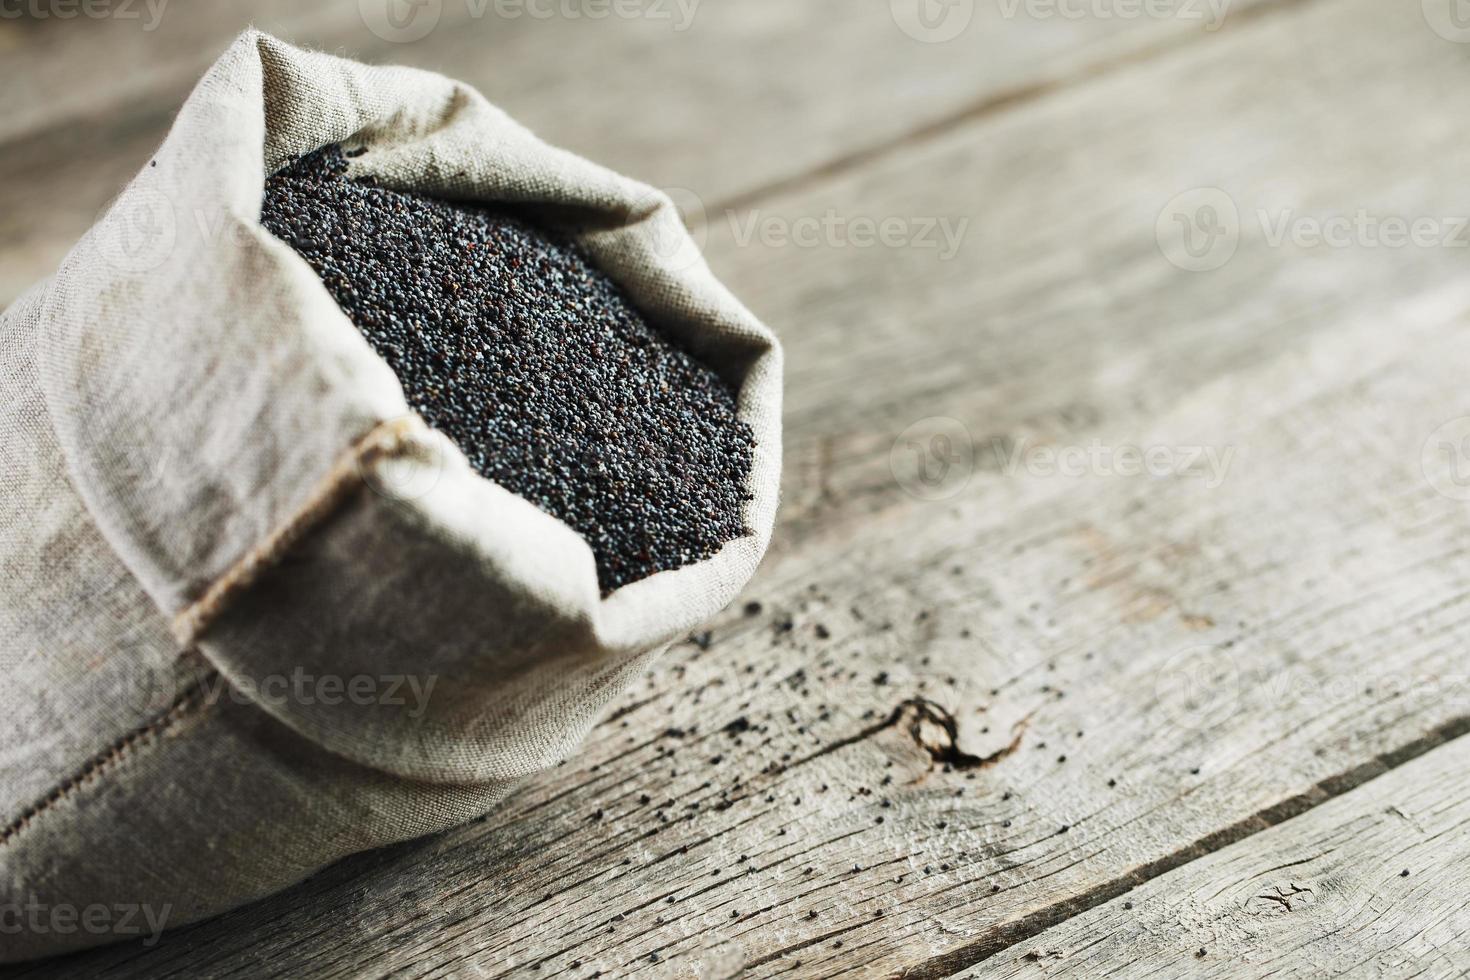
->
[0, 30, 781, 962]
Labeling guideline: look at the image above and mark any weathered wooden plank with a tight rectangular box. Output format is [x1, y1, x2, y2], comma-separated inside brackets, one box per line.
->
[23, 286, 1470, 980]
[969, 733, 1470, 977]
[713, 0, 1470, 548]
[8, 0, 1470, 976]
[0, 0, 1287, 307]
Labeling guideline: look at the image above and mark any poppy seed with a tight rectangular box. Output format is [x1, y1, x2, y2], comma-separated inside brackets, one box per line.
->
[261, 144, 756, 594]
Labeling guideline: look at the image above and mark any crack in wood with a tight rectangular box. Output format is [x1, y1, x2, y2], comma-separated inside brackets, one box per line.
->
[742, 920, 874, 972]
[766, 697, 1027, 782]
[1250, 882, 1315, 914]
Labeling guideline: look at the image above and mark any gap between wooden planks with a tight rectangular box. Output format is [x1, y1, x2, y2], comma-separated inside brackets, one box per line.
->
[7, 0, 1470, 976]
[972, 731, 1470, 977]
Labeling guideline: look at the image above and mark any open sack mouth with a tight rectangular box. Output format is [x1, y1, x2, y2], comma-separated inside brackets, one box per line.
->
[260, 143, 756, 597]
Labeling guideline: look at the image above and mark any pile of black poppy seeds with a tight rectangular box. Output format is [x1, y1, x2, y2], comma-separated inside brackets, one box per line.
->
[260, 144, 754, 593]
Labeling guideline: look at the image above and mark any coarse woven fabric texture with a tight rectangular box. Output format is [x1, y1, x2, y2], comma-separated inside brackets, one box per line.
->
[0, 30, 782, 963]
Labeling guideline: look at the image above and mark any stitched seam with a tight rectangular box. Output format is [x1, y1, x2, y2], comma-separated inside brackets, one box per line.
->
[170, 415, 428, 646]
[3, 418, 429, 846]
[0, 668, 220, 847]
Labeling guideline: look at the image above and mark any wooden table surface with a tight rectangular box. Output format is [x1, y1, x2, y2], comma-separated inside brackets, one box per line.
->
[6, 0, 1470, 976]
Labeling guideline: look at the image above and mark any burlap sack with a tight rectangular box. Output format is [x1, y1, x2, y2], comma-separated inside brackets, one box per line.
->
[0, 31, 780, 962]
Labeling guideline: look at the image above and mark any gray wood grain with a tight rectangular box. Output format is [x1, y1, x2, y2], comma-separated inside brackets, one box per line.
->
[970, 734, 1470, 978]
[0, 0, 1287, 307]
[7, 0, 1470, 976]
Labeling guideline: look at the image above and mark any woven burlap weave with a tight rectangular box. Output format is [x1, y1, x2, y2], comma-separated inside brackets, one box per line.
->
[0, 31, 780, 962]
